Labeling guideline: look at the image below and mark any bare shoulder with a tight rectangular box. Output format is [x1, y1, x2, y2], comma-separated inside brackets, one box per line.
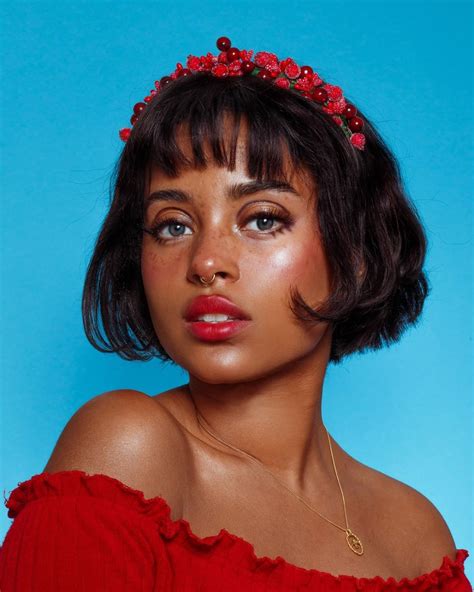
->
[355, 460, 458, 573]
[395, 478, 458, 572]
[43, 389, 190, 512]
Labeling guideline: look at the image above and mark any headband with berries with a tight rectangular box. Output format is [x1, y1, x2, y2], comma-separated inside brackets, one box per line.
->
[119, 36, 366, 151]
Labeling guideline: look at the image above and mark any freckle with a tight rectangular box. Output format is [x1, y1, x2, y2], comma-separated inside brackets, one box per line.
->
[146, 252, 162, 267]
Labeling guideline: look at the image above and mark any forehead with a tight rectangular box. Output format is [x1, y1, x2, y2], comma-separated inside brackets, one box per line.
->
[147, 116, 315, 199]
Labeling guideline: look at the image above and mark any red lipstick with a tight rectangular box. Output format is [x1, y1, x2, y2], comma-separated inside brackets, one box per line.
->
[184, 295, 251, 321]
[183, 295, 252, 342]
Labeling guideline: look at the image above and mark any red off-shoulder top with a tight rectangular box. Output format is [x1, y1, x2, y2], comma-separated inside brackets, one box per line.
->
[0, 470, 471, 591]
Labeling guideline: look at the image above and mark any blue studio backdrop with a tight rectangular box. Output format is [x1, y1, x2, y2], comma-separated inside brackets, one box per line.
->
[1, 0, 472, 579]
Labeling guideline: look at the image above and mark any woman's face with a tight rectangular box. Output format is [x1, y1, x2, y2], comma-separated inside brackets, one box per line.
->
[141, 123, 333, 384]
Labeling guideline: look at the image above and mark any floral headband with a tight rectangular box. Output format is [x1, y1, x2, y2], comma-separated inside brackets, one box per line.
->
[119, 36, 366, 151]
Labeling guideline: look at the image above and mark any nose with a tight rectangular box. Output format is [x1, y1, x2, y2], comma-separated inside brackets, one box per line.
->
[186, 225, 240, 286]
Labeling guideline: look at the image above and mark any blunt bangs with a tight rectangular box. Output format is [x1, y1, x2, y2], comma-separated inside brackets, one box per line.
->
[127, 72, 357, 188]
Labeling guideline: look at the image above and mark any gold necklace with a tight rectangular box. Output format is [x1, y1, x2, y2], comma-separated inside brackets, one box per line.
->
[191, 400, 364, 556]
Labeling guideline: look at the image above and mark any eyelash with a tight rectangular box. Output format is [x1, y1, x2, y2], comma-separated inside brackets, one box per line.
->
[146, 208, 294, 245]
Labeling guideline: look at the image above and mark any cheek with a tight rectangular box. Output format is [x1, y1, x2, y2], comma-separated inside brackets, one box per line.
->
[141, 246, 178, 285]
[296, 239, 331, 301]
[140, 247, 180, 320]
[253, 235, 330, 304]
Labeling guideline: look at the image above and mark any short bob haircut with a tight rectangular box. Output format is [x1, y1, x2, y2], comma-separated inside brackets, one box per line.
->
[82, 72, 430, 365]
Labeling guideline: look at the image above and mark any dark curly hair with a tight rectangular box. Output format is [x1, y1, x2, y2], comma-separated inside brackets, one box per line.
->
[82, 72, 430, 365]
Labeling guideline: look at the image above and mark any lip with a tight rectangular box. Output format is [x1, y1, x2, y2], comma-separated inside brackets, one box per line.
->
[184, 295, 251, 322]
[184, 318, 252, 342]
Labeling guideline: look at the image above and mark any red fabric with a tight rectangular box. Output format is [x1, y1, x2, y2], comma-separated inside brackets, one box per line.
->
[0, 470, 471, 591]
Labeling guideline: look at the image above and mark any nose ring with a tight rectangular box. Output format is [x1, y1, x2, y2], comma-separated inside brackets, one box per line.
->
[199, 273, 216, 286]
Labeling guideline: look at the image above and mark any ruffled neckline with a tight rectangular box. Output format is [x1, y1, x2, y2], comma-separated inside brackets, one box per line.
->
[3, 470, 470, 589]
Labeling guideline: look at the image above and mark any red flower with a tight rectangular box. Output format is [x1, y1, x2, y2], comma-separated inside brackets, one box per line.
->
[228, 59, 243, 74]
[267, 63, 281, 77]
[239, 49, 254, 61]
[211, 63, 229, 77]
[311, 73, 323, 87]
[187, 55, 201, 72]
[254, 51, 279, 68]
[295, 72, 324, 92]
[284, 62, 301, 79]
[350, 133, 366, 150]
[279, 58, 293, 70]
[294, 76, 314, 92]
[324, 84, 343, 101]
[322, 97, 347, 114]
[200, 53, 217, 70]
[274, 77, 290, 89]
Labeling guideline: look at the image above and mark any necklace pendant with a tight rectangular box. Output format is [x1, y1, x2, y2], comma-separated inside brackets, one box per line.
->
[345, 529, 364, 555]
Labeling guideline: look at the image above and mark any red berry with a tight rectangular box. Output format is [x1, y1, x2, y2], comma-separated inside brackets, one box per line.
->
[177, 67, 192, 77]
[241, 60, 255, 74]
[216, 36, 231, 51]
[133, 102, 146, 115]
[300, 65, 313, 77]
[144, 96, 152, 103]
[160, 75, 173, 86]
[130, 114, 139, 125]
[257, 70, 272, 80]
[312, 88, 328, 103]
[348, 116, 364, 132]
[343, 104, 357, 119]
[227, 47, 240, 61]
[119, 128, 131, 142]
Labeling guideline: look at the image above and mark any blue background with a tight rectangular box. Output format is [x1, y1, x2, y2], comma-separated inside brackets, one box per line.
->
[1, 0, 472, 580]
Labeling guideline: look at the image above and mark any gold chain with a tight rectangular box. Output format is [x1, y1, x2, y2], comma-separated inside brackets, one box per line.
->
[191, 399, 364, 555]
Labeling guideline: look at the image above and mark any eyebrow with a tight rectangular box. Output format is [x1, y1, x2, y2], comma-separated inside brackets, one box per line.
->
[145, 180, 301, 209]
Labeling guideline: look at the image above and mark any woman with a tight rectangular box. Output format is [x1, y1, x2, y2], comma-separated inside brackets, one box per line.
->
[0, 36, 470, 590]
